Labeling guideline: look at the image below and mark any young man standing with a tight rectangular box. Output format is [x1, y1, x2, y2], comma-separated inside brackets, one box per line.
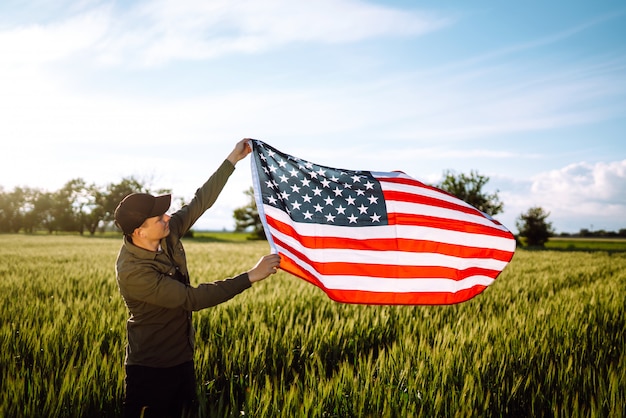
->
[114, 139, 280, 417]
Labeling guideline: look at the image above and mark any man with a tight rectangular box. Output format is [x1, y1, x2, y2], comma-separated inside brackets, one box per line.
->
[114, 138, 280, 417]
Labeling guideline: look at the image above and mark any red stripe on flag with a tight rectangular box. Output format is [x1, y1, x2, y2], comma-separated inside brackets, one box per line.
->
[378, 174, 450, 195]
[379, 176, 511, 228]
[386, 211, 512, 239]
[326, 286, 490, 305]
[273, 234, 501, 280]
[265, 215, 512, 261]
[279, 252, 325, 288]
[277, 252, 489, 305]
[384, 189, 483, 218]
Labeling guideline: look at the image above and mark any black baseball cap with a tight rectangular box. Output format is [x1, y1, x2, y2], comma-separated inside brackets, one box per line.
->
[114, 193, 172, 235]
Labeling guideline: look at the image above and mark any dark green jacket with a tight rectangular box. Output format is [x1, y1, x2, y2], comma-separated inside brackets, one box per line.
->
[115, 160, 251, 368]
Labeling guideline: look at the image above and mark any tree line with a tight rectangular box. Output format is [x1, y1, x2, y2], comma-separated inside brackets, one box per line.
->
[0, 178, 170, 235]
[2, 170, 623, 244]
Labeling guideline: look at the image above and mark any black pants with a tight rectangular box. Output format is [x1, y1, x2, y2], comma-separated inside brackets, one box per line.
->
[124, 361, 197, 418]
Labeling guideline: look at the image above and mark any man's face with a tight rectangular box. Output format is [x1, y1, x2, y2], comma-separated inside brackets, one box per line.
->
[137, 213, 171, 240]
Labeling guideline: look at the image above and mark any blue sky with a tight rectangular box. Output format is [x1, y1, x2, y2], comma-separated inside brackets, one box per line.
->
[1, 0, 625, 233]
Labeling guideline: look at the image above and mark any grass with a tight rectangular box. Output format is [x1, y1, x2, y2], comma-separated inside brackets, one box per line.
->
[545, 237, 626, 252]
[0, 234, 624, 417]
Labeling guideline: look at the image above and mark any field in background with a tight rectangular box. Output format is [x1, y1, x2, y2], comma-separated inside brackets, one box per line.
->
[545, 237, 626, 252]
[0, 234, 624, 417]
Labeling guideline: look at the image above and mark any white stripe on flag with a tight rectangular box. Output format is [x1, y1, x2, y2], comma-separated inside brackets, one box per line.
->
[270, 226, 509, 271]
[379, 183, 506, 231]
[375, 173, 479, 211]
[277, 245, 495, 293]
[263, 205, 515, 252]
[386, 200, 502, 229]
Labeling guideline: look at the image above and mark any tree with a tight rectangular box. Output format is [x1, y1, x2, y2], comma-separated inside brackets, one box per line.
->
[54, 178, 91, 234]
[82, 184, 106, 235]
[516, 206, 554, 247]
[436, 170, 503, 216]
[0, 177, 169, 234]
[233, 187, 266, 239]
[0, 187, 27, 233]
[20, 188, 41, 234]
[33, 191, 57, 233]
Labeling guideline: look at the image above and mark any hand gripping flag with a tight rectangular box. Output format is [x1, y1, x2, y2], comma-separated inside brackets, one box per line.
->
[250, 140, 516, 305]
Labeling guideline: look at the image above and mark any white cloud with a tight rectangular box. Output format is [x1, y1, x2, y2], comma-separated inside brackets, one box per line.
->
[0, 7, 109, 66]
[0, 7, 111, 138]
[532, 160, 626, 205]
[1, 0, 451, 68]
[521, 160, 626, 232]
[2, 2, 623, 149]
[454, 161, 626, 235]
[94, 0, 451, 67]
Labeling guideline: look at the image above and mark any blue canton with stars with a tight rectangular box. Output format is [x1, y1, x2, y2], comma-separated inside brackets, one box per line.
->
[252, 140, 388, 227]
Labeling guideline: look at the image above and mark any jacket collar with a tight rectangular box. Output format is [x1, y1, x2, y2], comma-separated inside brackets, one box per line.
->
[123, 235, 166, 260]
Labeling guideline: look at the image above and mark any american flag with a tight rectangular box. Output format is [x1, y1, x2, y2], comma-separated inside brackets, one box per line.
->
[250, 140, 516, 305]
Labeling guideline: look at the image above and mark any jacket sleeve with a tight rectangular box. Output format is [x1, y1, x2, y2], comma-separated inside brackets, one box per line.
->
[170, 159, 235, 236]
[119, 264, 251, 312]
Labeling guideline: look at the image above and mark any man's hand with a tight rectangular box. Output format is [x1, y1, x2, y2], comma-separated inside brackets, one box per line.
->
[227, 138, 253, 166]
[247, 254, 281, 283]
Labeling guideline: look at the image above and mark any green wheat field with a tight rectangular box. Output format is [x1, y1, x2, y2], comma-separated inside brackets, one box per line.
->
[1, 234, 624, 417]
